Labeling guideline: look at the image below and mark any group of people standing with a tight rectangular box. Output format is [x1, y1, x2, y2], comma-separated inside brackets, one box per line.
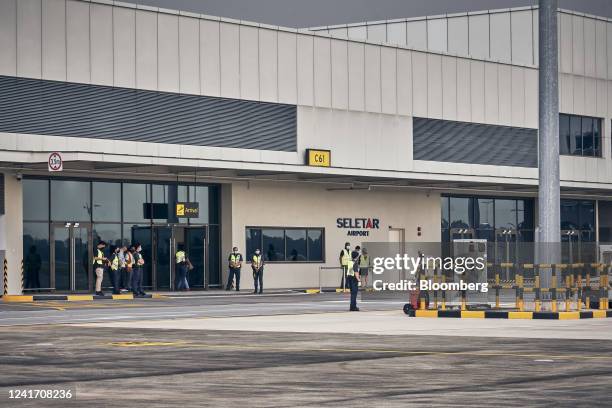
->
[225, 246, 265, 294]
[92, 241, 145, 297]
[339, 242, 371, 311]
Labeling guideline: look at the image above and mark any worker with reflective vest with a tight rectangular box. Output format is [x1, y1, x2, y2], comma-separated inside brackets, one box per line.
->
[131, 243, 146, 297]
[175, 244, 190, 291]
[251, 249, 264, 294]
[109, 246, 121, 295]
[339, 242, 352, 289]
[226, 247, 243, 291]
[92, 241, 108, 297]
[346, 245, 362, 311]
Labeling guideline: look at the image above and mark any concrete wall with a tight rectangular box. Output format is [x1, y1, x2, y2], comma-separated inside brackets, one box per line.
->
[226, 180, 441, 289]
[0, 173, 23, 295]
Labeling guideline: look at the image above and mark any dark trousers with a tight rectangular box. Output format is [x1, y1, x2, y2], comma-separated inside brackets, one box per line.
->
[347, 275, 359, 310]
[176, 265, 189, 290]
[253, 268, 263, 292]
[132, 267, 144, 294]
[121, 267, 132, 290]
[340, 266, 348, 288]
[111, 268, 121, 294]
[226, 267, 241, 290]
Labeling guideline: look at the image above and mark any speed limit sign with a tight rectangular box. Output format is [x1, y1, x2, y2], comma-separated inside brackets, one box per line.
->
[48, 152, 63, 172]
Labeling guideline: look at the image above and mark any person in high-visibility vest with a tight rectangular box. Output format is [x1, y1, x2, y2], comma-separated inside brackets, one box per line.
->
[359, 247, 371, 288]
[339, 242, 351, 289]
[109, 246, 122, 295]
[131, 243, 146, 297]
[251, 249, 264, 294]
[347, 245, 361, 311]
[92, 241, 108, 296]
[175, 244, 190, 291]
[226, 247, 243, 291]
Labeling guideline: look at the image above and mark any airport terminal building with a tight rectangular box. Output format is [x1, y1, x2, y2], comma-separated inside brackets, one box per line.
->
[0, 0, 611, 294]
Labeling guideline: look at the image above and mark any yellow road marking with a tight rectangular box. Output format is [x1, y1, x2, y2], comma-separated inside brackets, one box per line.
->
[508, 312, 533, 319]
[67, 295, 94, 301]
[2, 295, 34, 302]
[558, 312, 580, 320]
[107, 341, 189, 347]
[461, 311, 485, 318]
[414, 310, 438, 318]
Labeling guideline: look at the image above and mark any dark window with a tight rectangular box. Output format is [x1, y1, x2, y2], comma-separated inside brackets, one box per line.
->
[307, 229, 324, 261]
[560, 114, 602, 157]
[570, 115, 582, 156]
[593, 119, 601, 157]
[92, 182, 121, 222]
[582, 117, 593, 156]
[263, 229, 285, 262]
[559, 114, 570, 155]
[123, 183, 149, 222]
[286, 229, 307, 262]
[23, 179, 49, 221]
[246, 228, 262, 259]
[23, 222, 50, 290]
[449, 197, 472, 229]
[495, 200, 517, 229]
[560, 200, 579, 230]
[441, 196, 449, 229]
[50, 180, 91, 221]
[188, 186, 209, 224]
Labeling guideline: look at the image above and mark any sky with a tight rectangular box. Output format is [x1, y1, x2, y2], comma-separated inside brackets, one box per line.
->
[125, 0, 612, 28]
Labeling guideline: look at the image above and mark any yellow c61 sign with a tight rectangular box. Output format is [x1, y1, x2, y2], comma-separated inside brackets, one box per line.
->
[306, 149, 331, 167]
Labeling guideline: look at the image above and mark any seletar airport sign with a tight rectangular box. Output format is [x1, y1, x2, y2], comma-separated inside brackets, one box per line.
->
[337, 217, 380, 236]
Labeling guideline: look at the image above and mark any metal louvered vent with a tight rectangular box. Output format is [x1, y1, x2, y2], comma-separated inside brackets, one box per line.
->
[412, 117, 538, 168]
[0, 75, 297, 152]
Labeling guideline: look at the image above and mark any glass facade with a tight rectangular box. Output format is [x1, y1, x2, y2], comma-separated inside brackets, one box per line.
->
[559, 114, 602, 157]
[246, 227, 325, 263]
[22, 177, 221, 291]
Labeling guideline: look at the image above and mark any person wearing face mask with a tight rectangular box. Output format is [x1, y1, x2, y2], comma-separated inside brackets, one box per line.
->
[226, 246, 243, 291]
[339, 242, 351, 290]
[131, 243, 146, 297]
[251, 248, 264, 294]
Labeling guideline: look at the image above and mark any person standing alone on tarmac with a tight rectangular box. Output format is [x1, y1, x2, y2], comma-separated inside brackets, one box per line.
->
[131, 243, 146, 297]
[339, 242, 351, 289]
[92, 241, 108, 296]
[347, 245, 361, 311]
[251, 248, 264, 294]
[226, 247, 243, 291]
[175, 244, 190, 291]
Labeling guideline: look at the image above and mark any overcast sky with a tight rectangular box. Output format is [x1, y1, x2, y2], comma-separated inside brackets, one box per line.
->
[126, 0, 612, 27]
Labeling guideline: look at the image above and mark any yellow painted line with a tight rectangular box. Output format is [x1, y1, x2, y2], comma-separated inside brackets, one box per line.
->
[508, 311, 533, 319]
[305, 289, 320, 294]
[111, 294, 134, 300]
[107, 341, 188, 348]
[336, 288, 348, 293]
[558, 312, 580, 320]
[415, 310, 438, 318]
[461, 311, 485, 318]
[592, 310, 607, 318]
[151, 294, 168, 299]
[67, 295, 94, 301]
[2, 295, 34, 302]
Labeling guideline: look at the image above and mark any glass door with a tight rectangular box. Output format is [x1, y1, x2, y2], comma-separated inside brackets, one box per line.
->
[51, 223, 91, 292]
[154, 227, 172, 289]
[184, 227, 207, 289]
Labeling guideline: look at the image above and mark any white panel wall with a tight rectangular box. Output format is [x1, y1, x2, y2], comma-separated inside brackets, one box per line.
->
[584, 78, 596, 116]
[348, 42, 365, 111]
[559, 12, 573, 73]
[406, 20, 427, 50]
[0, 0, 17, 76]
[66, 0, 89, 84]
[427, 18, 447, 53]
[90, 3, 113, 86]
[17, 0, 42, 78]
[468, 14, 489, 60]
[113, 7, 136, 88]
[239, 25, 259, 101]
[219, 22, 240, 99]
[380, 47, 396, 115]
[470, 61, 485, 123]
[447, 16, 468, 56]
[313, 36, 331, 108]
[484, 63, 499, 123]
[411, 52, 427, 117]
[42, 0, 66, 81]
[456, 58, 471, 122]
[179, 16, 200, 95]
[328, 27, 347, 38]
[532, 9, 539, 65]
[511, 10, 534, 66]
[498, 64, 512, 126]
[441, 56, 457, 120]
[200, 19, 220, 97]
[572, 15, 585, 75]
[524, 69, 538, 128]
[367, 24, 386, 43]
[135, 10, 157, 90]
[559, 73, 573, 113]
[277, 31, 297, 105]
[259, 29, 278, 102]
[347, 25, 367, 40]
[427, 54, 442, 118]
[296, 34, 314, 106]
[584, 18, 596, 78]
[387, 22, 406, 46]
[596, 79, 607, 117]
[573, 76, 585, 115]
[490, 12, 511, 62]
[510, 67, 525, 126]
[364, 44, 381, 113]
[396, 49, 412, 116]
[595, 20, 607, 79]
[331, 39, 348, 110]
[608, 23, 612, 80]
[158, 13, 179, 93]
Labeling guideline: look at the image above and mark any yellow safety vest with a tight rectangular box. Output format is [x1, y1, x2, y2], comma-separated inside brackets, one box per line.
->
[93, 249, 104, 265]
[252, 255, 262, 268]
[230, 253, 242, 267]
[110, 255, 119, 271]
[341, 249, 351, 266]
[176, 250, 186, 264]
[359, 255, 369, 268]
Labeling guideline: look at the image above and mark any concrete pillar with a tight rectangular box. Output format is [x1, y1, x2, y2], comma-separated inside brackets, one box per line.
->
[0, 173, 23, 295]
[538, 0, 560, 264]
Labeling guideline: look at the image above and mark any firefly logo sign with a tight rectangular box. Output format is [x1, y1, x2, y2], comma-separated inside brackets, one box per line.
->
[336, 217, 380, 236]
